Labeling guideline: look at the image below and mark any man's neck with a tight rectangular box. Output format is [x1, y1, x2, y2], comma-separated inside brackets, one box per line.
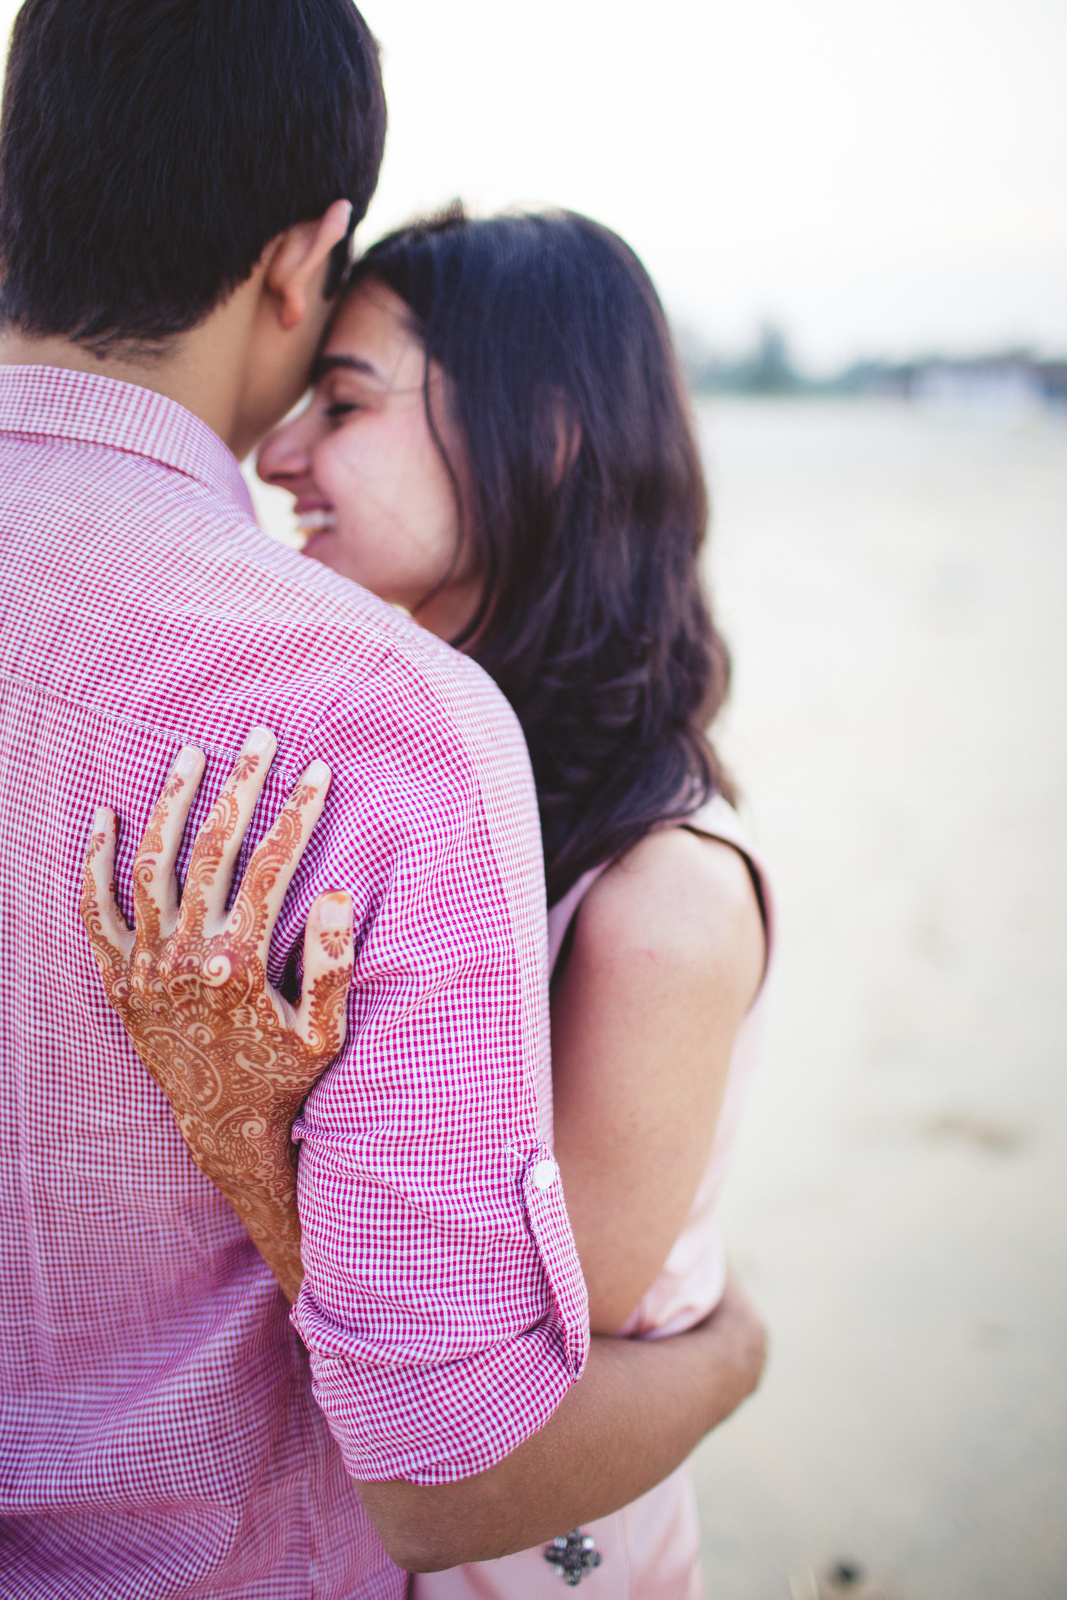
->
[0, 270, 267, 455]
[0, 331, 239, 446]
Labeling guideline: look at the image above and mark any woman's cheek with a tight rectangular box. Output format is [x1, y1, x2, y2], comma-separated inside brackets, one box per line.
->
[335, 428, 405, 511]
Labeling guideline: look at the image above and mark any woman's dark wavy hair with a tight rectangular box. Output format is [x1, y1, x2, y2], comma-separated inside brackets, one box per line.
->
[351, 206, 733, 905]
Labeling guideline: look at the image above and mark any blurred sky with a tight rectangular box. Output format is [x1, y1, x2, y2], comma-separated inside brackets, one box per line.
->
[358, 0, 1067, 370]
[1, 0, 1064, 368]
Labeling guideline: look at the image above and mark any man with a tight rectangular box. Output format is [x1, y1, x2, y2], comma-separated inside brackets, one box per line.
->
[0, 2, 764, 1595]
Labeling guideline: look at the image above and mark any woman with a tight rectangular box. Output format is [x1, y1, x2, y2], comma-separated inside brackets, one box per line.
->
[85, 208, 771, 1597]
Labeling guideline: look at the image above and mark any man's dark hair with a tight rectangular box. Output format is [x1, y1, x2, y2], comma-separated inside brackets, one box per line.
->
[0, 0, 386, 351]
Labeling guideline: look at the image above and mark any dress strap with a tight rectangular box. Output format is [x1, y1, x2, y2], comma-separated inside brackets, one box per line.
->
[546, 864, 611, 977]
[678, 794, 774, 958]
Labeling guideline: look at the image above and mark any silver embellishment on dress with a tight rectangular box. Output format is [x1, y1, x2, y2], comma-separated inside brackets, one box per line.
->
[544, 1528, 602, 1586]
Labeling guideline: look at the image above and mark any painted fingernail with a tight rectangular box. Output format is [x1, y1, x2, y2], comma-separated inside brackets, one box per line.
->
[174, 746, 201, 777]
[319, 894, 351, 929]
[302, 759, 330, 788]
[243, 727, 275, 755]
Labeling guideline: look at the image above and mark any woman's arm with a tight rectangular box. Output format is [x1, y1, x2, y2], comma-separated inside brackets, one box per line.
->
[359, 1273, 764, 1571]
[550, 825, 766, 1333]
[82, 745, 761, 1337]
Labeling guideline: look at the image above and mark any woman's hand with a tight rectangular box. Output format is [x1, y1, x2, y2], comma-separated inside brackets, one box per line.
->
[79, 727, 354, 1303]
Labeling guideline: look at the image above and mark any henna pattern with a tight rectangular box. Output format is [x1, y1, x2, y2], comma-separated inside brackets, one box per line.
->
[318, 928, 351, 962]
[80, 739, 354, 1303]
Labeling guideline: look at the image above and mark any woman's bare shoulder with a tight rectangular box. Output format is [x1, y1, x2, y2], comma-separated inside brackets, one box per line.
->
[573, 824, 765, 1006]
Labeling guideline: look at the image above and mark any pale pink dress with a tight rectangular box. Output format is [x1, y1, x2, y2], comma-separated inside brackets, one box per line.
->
[414, 796, 773, 1600]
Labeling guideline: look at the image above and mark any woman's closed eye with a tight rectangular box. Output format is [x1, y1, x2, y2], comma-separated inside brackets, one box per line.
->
[324, 400, 363, 420]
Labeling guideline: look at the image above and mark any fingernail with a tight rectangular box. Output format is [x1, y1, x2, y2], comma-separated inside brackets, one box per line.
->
[319, 894, 351, 929]
[303, 759, 330, 788]
[243, 727, 275, 755]
[174, 746, 201, 777]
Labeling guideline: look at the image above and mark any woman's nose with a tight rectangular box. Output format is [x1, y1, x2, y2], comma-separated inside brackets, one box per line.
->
[257, 423, 312, 490]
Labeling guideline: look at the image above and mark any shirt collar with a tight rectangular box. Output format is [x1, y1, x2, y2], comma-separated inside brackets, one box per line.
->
[0, 364, 255, 517]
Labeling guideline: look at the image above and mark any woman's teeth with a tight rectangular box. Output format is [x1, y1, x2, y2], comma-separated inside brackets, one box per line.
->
[295, 508, 336, 535]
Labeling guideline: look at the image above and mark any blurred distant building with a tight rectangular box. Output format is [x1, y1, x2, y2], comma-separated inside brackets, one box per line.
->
[835, 354, 1067, 411]
[676, 324, 1067, 413]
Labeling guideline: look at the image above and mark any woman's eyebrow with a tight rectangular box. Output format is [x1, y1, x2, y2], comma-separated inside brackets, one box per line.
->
[310, 352, 382, 383]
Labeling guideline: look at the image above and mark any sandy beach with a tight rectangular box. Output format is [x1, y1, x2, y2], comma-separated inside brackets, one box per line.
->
[691, 397, 1067, 1599]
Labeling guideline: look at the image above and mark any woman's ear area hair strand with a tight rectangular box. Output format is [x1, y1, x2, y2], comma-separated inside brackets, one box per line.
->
[544, 387, 582, 488]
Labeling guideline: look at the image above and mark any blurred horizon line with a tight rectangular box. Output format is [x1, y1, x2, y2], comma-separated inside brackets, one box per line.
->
[675, 321, 1067, 407]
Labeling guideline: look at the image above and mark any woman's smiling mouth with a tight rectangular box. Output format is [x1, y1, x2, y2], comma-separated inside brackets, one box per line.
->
[293, 506, 337, 537]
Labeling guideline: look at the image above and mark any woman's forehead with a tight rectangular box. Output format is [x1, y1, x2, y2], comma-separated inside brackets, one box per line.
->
[319, 280, 424, 385]
[329, 279, 413, 347]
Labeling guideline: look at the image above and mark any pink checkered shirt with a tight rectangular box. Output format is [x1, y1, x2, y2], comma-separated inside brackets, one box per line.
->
[0, 367, 589, 1599]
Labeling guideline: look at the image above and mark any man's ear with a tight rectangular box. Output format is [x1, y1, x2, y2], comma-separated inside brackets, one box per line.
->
[264, 200, 353, 332]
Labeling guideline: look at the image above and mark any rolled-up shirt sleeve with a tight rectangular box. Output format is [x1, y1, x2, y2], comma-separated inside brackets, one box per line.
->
[282, 649, 589, 1484]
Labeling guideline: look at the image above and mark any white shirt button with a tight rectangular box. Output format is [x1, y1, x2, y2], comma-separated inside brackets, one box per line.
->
[531, 1158, 559, 1191]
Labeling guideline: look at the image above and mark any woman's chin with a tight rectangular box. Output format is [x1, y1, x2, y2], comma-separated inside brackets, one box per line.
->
[301, 529, 351, 576]
[300, 536, 401, 609]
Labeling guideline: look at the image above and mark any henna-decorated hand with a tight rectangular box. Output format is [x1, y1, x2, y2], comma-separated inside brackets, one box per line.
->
[80, 728, 354, 1303]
